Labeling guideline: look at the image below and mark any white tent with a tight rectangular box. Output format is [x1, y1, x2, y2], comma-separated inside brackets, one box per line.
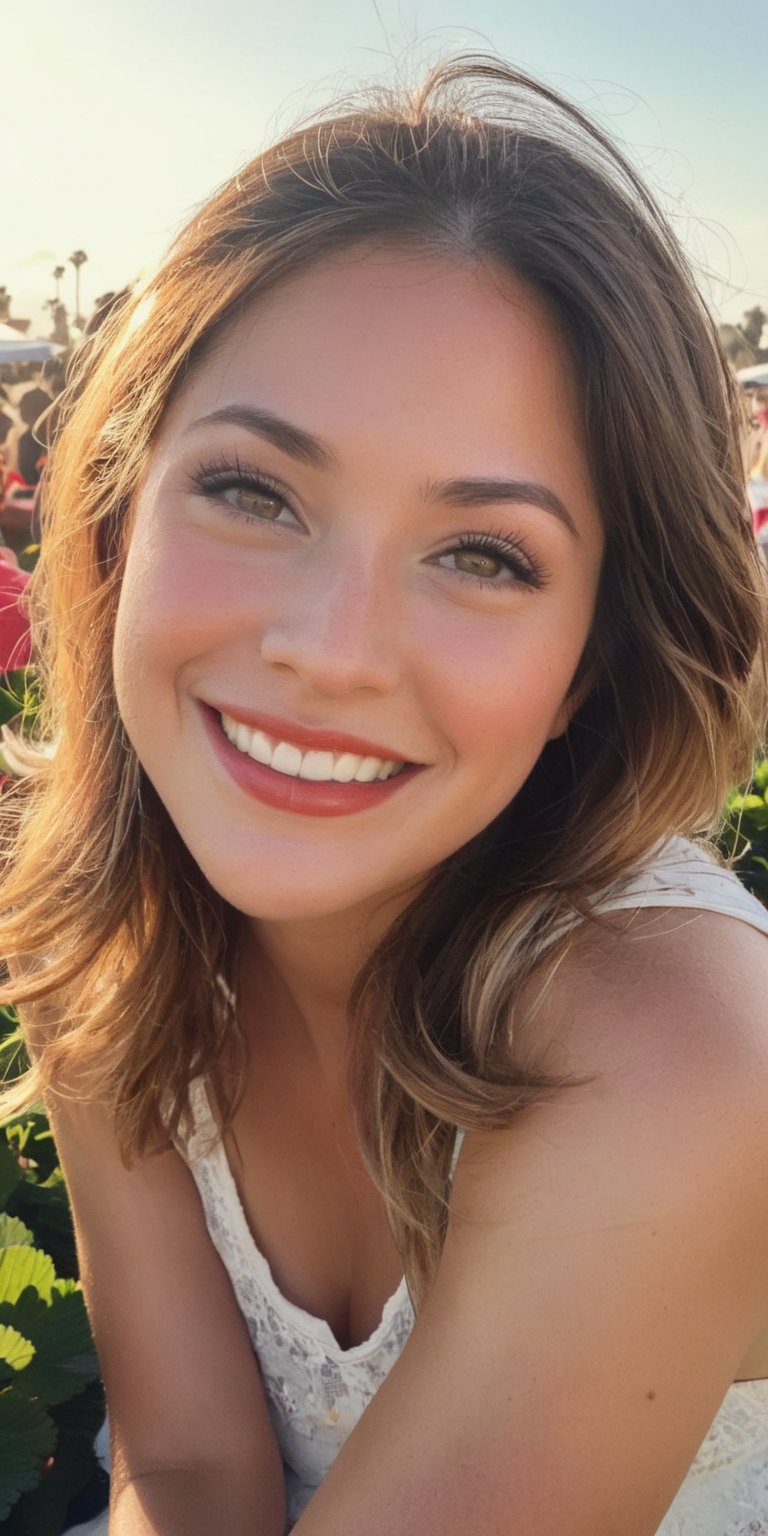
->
[737, 363, 768, 388]
[0, 324, 64, 365]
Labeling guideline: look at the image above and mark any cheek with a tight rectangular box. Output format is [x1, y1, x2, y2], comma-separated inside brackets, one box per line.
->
[114, 524, 254, 685]
[112, 525, 190, 728]
[414, 604, 590, 769]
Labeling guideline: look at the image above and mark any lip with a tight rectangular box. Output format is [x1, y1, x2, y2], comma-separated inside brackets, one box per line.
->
[199, 703, 424, 818]
[205, 701, 415, 764]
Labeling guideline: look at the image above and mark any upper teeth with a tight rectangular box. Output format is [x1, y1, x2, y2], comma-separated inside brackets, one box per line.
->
[219, 713, 406, 783]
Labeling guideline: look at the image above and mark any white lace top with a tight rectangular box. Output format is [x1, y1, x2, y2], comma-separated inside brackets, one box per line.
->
[175, 838, 768, 1534]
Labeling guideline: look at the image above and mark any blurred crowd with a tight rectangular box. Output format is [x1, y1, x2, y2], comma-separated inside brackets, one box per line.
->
[0, 284, 130, 547]
[0, 360, 64, 543]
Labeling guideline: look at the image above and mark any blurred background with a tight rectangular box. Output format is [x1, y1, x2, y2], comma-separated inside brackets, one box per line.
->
[1, 0, 766, 552]
[1, 0, 765, 345]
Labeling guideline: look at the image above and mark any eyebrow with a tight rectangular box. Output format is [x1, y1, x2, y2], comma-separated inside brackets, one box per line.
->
[421, 476, 578, 538]
[186, 406, 338, 472]
[186, 404, 579, 538]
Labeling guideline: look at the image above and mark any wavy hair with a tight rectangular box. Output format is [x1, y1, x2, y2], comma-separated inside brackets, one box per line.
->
[1, 55, 765, 1307]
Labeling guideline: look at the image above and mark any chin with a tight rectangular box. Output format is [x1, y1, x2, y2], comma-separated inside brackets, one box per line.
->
[181, 841, 395, 926]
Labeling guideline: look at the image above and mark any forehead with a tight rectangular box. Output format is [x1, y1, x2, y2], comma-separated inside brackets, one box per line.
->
[156, 245, 594, 522]
[173, 246, 571, 407]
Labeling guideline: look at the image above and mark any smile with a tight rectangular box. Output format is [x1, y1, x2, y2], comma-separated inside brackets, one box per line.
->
[219, 712, 406, 783]
[200, 703, 421, 818]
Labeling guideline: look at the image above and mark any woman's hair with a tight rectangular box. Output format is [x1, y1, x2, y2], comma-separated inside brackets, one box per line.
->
[1, 55, 765, 1306]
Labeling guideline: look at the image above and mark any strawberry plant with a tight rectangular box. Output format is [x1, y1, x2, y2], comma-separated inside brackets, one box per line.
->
[719, 756, 768, 906]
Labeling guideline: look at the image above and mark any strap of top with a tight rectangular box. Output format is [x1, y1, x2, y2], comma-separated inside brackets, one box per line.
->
[589, 835, 768, 936]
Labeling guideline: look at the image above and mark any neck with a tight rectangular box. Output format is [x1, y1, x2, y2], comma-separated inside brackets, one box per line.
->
[236, 886, 416, 1081]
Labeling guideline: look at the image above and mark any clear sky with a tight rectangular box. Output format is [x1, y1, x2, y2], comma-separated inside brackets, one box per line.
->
[3, 0, 764, 336]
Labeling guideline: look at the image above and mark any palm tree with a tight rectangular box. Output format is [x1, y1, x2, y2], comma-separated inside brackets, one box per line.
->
[68, 251, 88, 330]
[52, 265, 66, 304]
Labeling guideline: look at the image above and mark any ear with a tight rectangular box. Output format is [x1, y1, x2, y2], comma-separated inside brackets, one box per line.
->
[546, 661, 599, 741]
[547, 693, 579, 742]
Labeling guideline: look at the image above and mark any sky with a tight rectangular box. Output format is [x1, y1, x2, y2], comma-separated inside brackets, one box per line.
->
[3, 0, 764, 338]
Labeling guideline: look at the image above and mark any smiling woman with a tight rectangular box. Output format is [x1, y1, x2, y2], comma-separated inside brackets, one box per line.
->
[1, 53, 768, 1536]
[110, 248, 601, 920]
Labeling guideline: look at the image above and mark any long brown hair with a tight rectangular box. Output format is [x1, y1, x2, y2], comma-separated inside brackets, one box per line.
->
[1, 55, 765, 1306]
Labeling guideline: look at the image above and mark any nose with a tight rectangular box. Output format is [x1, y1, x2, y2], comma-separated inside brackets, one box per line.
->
[259, 547, 400, 698]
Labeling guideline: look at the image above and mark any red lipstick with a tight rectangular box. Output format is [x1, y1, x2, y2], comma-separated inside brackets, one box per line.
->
[199, 704, 423, 818]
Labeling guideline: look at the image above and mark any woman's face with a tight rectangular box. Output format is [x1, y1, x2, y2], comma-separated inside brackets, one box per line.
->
[113, 246, 604, 926]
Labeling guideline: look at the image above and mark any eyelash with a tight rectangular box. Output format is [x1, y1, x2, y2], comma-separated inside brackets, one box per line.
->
[190, 457, 548, 591]
[450, 530, 547, 590]
[192, 455, 296, 522]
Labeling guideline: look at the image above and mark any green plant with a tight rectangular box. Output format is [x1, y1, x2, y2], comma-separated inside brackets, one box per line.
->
[0, 1013, 106, 1535]
[718, 756, 768, 907]
[1, 671, 107, 1531]
[16, 544, 41, 576]
[0, 668, 42, 772]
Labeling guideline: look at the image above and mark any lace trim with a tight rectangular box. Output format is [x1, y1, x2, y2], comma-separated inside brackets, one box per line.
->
[180, 1076, 414, 1526]
[183, 1078, 412, 1359]
[684, 1381, 768, 1478]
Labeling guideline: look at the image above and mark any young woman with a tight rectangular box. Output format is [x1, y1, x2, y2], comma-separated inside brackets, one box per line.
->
[2, 56, 768, 1536]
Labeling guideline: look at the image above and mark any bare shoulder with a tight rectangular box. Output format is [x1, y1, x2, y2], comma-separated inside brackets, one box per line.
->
[451, 903, 768, 1280]
[510, 902, 768, 1115]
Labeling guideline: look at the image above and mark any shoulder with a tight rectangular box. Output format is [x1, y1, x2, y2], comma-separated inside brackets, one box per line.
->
[453, 901, 768, 1244]
[402, 902, 768, 1533]
[514, 892, 768, 1094]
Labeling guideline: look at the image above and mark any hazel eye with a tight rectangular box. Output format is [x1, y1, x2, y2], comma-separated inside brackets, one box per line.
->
[435, 531, 546, 590]
[221, 484, 287, 521]
[190, 458, 300, 528]
[451, 548, 506, 580]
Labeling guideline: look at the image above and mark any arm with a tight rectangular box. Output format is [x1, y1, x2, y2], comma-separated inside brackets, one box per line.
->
[293, 909, 768, 1536]
[109, 1464, 280, 1535]
[39, 1088, 286, 1536]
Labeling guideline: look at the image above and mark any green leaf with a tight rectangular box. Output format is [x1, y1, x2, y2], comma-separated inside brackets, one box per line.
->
[13, 1288, 98, 1406]
[0, 668, 38, 731]
[0, 1389, 56, 1521]
[0, 1015, 22, 1046]
[0, 693, 24, 729]
[5, 1115, 59, 1182]
[0, 1323, 35, 1374]
[0, 1248, 55, 1306]
[3, 1381, 107, 1536]
[15, 545, 40, 575]
[0, 1138, 23, 1208]
[0, 1027, 31, 1085]
[736, 793, 765, 814]
[0, 1215, 34, 1250]
[7, 1176, 78, 1279]
[752, 758, 768, 794]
